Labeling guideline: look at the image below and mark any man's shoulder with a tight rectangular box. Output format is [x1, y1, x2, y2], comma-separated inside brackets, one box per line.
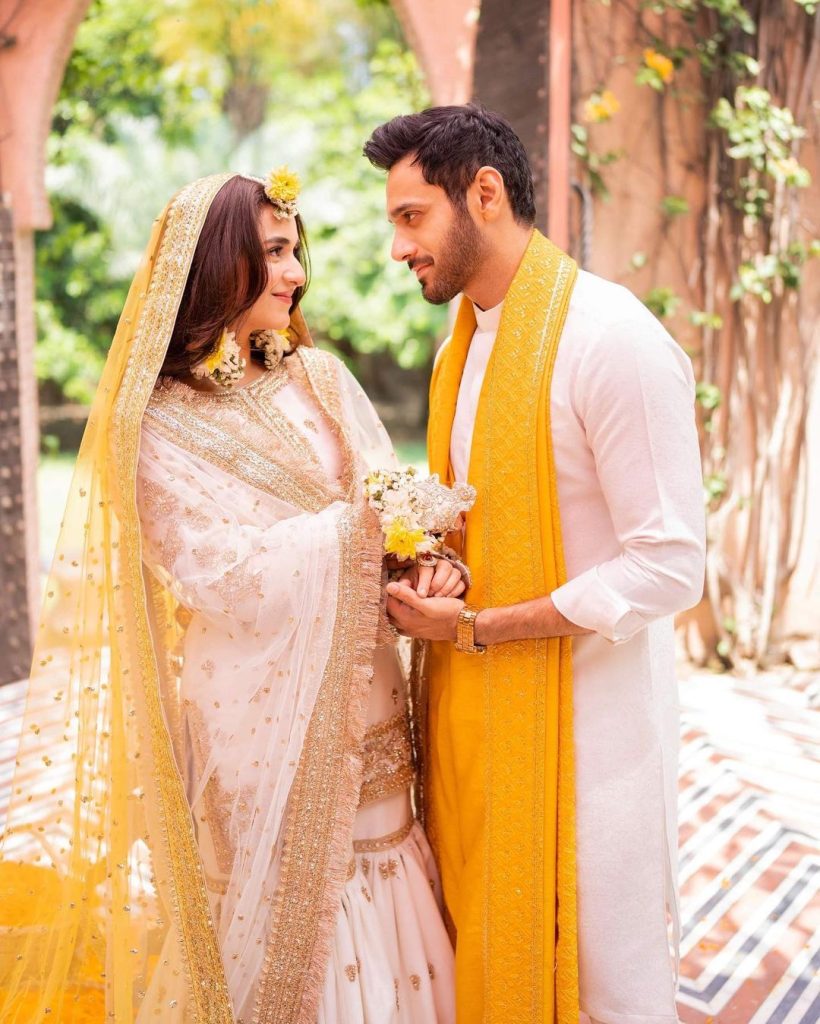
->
[566, 270, 686, 361]
[569, 269, 653, 327]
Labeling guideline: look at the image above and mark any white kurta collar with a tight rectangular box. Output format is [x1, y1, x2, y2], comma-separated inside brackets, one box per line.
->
[472, 299, 504, 334]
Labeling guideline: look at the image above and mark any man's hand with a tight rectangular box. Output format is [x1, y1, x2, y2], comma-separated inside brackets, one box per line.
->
[400, 559, 466, 599]
[386, 580, 463, 641]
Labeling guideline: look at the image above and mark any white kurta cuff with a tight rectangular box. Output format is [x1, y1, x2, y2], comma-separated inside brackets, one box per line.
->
[551, 567, 646, 644]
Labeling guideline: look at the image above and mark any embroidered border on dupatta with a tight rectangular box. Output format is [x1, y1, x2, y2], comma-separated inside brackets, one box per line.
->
[112, 176, 236, 1021]
[423, 231, 579, 1023]
[143, 382, 334, 514]
[251, 505, 383, 1023]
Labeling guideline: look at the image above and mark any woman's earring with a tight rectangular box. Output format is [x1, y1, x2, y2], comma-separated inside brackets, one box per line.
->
[251, 329, 292, 371]
[191, 330, 245, 387]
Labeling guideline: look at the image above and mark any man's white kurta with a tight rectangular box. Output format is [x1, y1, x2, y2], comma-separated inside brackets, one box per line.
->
[448, 270, 705, 1024]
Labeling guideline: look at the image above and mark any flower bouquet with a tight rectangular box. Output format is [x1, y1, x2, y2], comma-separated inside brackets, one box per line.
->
[364, 467, 476, 561]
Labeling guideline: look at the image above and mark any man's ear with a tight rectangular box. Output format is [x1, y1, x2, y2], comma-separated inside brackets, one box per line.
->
[472, 166, 505, 222]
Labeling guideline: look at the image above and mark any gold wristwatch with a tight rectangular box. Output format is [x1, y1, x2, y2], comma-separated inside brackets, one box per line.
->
[455, 605, 486, 654]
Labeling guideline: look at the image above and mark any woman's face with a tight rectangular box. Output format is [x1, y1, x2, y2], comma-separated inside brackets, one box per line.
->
[243, 206, 306, 334]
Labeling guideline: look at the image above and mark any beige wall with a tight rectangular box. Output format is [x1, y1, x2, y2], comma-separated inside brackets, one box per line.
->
[395, 0, 820, 643]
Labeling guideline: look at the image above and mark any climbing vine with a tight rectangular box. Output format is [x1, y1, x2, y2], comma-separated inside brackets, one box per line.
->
[573, 0, 819, 666]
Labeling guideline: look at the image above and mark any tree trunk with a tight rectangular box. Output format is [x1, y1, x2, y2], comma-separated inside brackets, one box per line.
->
[472, 0, 550, 235]
[0, 204, 33, 685]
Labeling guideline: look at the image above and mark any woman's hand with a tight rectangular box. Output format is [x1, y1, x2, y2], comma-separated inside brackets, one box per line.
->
[400, 559, 466, 599]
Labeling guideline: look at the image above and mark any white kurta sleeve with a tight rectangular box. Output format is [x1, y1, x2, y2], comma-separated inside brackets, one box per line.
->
[550, 309, 706, 644]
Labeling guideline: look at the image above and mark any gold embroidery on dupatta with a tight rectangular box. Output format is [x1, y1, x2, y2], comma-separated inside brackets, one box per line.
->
[112, 174, 235, 1020]
[205, 563, 265, 616]
[294, 349, 357, 500]
[251, 507, 383, 1024]
[184, 701, 238, 878]
[145, 377, 333, 513]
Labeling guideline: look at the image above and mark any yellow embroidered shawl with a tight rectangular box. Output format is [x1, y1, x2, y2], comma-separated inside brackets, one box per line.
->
[424, 230, 579, 1023]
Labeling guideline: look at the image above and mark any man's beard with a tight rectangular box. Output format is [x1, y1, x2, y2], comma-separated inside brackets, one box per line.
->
[417, 208, 485, 305]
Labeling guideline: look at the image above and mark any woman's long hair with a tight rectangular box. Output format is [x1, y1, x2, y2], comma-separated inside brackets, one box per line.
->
[162, 176, 311, 376]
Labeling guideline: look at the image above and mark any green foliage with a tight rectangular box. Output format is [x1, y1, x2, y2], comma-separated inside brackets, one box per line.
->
[711, 86, 811, 222]
[730, 242, 819, 302]
[661, 195, 690, 217]
[37, 1, 442, 406]
[52, 0, 199, 156]
[35, 301, 106, 405]
[704, 472, 728, 502]
[295, 41, 445, 367]
[35, 193, 129, 397]
[690, 310, 724, 330]
[695, 381, 722, 410]
[643, 286, 682, 319]
[570, 124, 623, 198]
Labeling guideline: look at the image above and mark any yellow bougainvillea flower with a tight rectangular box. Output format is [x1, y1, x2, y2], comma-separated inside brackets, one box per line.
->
[265, 166, 301, 205]
[383, 518, 426, 561]
[584, 89, 621, 123]
[643, 48, 674, 83]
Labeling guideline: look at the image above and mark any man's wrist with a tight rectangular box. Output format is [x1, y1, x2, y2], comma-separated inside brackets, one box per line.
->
[473, 607, 490, 646]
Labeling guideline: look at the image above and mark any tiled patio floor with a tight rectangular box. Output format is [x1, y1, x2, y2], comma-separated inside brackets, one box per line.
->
[2, 665, 818, 1022]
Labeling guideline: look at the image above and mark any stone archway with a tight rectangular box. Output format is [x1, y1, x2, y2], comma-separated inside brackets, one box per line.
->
[0, 0, 91, 683]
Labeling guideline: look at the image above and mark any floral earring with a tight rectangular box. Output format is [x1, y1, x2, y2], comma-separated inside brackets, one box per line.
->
[191, 329, 246, 387]
[250, 329, 292, 370]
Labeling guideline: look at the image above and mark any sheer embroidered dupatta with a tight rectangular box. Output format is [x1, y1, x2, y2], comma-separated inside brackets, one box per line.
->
[138, 350, 393, 1024]
[0, 173, 386, 1024]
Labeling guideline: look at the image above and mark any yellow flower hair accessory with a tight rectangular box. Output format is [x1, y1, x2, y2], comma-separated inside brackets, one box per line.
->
[264, 166, 301, 220]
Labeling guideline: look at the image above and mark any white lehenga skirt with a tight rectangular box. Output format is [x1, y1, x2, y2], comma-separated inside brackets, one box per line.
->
[319, 811, 455, 1024]
[318, 652, 456, 1024]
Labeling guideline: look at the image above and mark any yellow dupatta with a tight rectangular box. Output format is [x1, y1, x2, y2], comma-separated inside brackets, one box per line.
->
[424, 230, 579, 1023]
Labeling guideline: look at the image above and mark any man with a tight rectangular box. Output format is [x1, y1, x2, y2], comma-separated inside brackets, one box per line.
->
[364, 105, 705, 1024]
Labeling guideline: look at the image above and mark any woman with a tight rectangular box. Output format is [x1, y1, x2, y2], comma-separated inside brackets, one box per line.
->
[0, 171, 458, 1023]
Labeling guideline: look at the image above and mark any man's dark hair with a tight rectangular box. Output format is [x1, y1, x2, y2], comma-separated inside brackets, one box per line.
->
[363, 104, 536, 226]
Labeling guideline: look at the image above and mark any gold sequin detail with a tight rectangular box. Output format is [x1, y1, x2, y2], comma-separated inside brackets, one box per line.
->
[378, 857, 400, 880]
[251, 510, 383, 1023]
[358, 711, 415, 807]
[145, 375, 332, 514]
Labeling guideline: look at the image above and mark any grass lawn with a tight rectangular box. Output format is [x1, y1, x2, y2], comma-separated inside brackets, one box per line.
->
[37, 454, 76, 572]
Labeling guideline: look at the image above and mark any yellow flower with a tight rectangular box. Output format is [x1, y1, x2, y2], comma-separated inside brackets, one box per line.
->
[643, 48, 674, 83]
[204, 332, 226, 372]
[383, 518, 426, 561]
[583, 89, 621, 123]
[265, 166, 301, 205]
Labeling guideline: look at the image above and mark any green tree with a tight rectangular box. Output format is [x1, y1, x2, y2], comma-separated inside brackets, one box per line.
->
[38, 0, 444, 418]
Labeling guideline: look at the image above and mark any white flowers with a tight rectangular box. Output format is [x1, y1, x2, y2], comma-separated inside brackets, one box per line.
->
[251, 329, 292, 370]
[365, 467, 476, 560]
[191, 329, 246, 387]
